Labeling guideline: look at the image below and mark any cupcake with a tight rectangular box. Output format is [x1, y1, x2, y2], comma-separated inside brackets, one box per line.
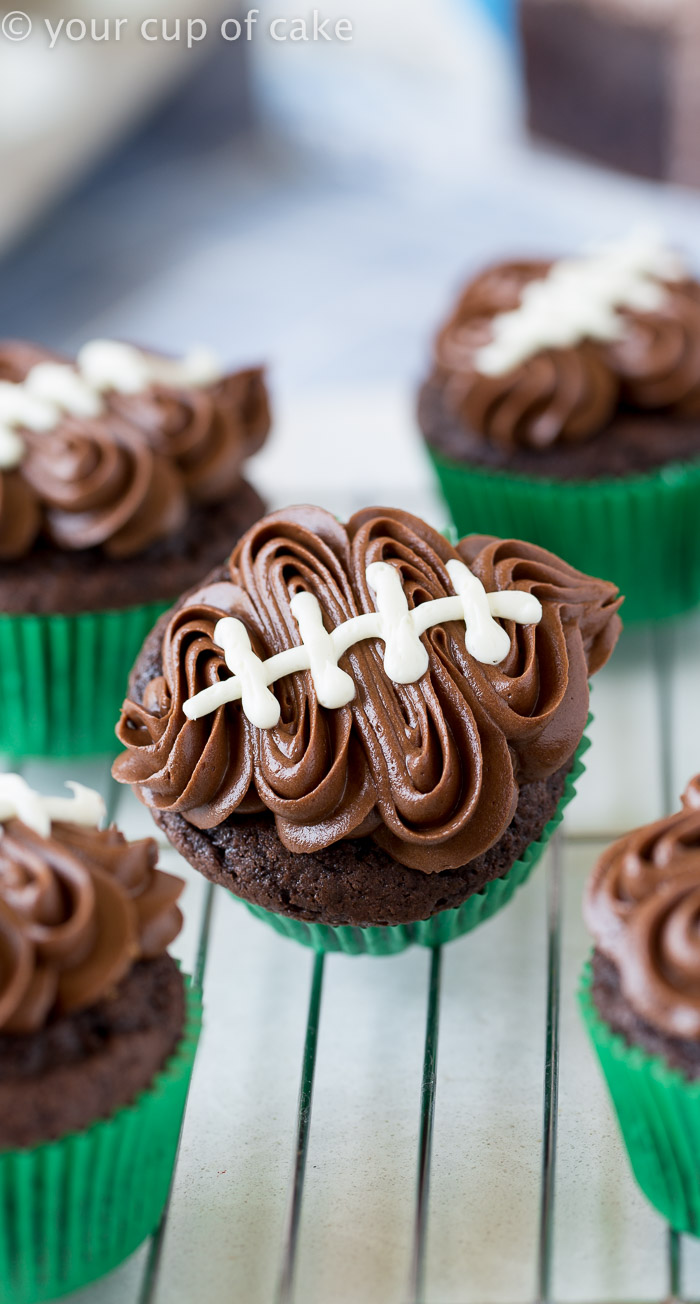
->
[113, 505, 621, 956]
[418, 229, 700, 622]
[0, 773, 201, 1302]
[0, 337, 270, 757]
[581, 776, 700, 1233]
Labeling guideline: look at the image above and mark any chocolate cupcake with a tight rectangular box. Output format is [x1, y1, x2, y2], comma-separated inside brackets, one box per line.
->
[581, 777, 700, 1233]
[0, 338, 270, 756]
[114, 505, 621, 955]
[418, 230, 700, 622]
[0, 773, 201, 1302]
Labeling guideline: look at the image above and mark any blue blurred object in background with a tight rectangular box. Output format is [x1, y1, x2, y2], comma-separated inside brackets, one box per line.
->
[471, 0, 516, 42]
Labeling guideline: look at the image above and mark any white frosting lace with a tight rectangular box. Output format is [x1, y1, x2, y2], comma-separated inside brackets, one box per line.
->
[0, 776, 105, 838]
[0, 340, 222, 469]
[475, 228, 684, 377]
[183, 559, 542, 728]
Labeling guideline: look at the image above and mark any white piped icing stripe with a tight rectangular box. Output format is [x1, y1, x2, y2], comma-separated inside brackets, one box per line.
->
[0, 776, 105, 839]
[0, 340, 223, 470]
[183, 560, 543, 728]
[366, 561, 430, 683]
[0, 380, 61, 433]
[76, 340, 222, 395]
[475, 228, 685, 377]
[25, 363, 103, 419]
[289, 590, 357, 708]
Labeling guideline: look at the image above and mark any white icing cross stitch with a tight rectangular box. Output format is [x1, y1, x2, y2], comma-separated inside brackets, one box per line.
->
[475, 227, 684, 377]
[0, 340, 222, 471]
[183, 560, 542, 729]
[0, 776, 105, 839]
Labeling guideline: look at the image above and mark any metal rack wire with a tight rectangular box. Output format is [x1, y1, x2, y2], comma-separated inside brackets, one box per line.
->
[132, 832, 662, 1304]
[260, 828, 687, 1304]
[138, 881, 215, 1304]
[261, 835, 566, 1304]
[135, 861, 686, 1298]
[652, 625, 686, 1304]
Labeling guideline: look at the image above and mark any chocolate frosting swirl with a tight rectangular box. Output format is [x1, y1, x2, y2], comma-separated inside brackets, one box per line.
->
[0, 470, 41, 561]
[114, 506, 621, 873]
[0, 341, 270, 560]
[107, 366, 269, 504]
[22, 419, 187, 558]
[430, 259, 700, 451]
[609, 280, 700, 413]
[434, 261, 619, 450]
[0, 819, 183, 1034]
[585, 777, 700, 1040]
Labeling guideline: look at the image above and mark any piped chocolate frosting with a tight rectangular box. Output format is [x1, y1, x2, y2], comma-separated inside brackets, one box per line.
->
[430, 236, 700, 451]
[586, 777, 700, 1041]
[0, 789, 183, 1034]
[114, 505, 622, 873]
[0, 340, 270, 560]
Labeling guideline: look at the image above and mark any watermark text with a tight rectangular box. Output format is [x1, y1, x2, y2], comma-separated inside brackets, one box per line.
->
[1, 9, 354, 49]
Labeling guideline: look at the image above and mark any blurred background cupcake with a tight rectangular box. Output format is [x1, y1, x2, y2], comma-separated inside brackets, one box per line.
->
[418, 230, 700, 623]
[0, 773, 201, 1303]
[0, 337, 269, 757]
[581, 775, 700, 1234]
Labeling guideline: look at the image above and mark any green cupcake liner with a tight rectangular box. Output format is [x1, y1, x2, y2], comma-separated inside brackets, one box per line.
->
[427, 446, 700, 624]
[0, 977, 202, 1304]
[580, 959, 700, 1235]
[0, 600, 170, 759]
[241, 732, 590, 955]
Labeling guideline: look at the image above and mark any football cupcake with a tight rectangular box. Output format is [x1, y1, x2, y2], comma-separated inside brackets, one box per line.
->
[114, 505, 621, 955]
[581, 777, 700, 1233]
[418, 230, 700, 622]
[0, 774, 201, 1302]
[0, 338, 270, 756]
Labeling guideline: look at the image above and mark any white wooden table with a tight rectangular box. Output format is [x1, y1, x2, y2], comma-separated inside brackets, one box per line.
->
[11, 383, 700, 1304]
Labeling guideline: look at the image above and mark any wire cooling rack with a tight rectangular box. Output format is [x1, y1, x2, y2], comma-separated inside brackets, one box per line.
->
[5, 606, 697, 1304]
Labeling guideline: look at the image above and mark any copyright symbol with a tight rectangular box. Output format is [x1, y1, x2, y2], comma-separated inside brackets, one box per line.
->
[2, 10, 32, 39]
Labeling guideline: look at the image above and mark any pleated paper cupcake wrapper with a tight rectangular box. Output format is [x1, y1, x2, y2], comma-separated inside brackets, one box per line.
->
[0, 600, 170, 759]
[0, 978, 202, 1304]
[579, 960, 700, 1235]
[427, 447, 700, 624]
[241, 732, 589, 955]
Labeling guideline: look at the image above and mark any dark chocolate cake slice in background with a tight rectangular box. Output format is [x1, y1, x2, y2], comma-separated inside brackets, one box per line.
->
[520, 0, 700, 186]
